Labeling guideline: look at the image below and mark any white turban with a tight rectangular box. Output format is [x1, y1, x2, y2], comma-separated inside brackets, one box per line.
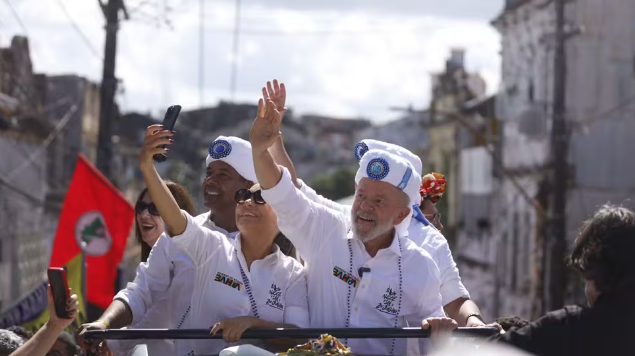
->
[354, 139, 423, 175]
[354, 149, 422, 237]
[205, 136, 258, 183]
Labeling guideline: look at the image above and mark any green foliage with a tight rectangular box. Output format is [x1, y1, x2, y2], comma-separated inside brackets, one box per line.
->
[309, 167, 356, 201]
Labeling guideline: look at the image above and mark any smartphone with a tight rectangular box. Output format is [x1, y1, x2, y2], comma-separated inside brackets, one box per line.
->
[153, 105, 182, 162]
[47, 267, 71, 319]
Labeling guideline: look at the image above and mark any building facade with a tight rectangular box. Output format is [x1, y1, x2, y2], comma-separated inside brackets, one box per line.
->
[425, 49, 487, 247]
[0, 36, 51, 310]
[483, 0, 635, 319]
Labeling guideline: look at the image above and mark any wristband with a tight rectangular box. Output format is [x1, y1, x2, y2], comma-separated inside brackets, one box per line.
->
[95, 319, 109, 328]
[466, 313, 484, 325]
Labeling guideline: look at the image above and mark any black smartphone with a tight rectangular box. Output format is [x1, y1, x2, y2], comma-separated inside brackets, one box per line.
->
[47, 267, 71, 319]
[153, 105, 182, 162]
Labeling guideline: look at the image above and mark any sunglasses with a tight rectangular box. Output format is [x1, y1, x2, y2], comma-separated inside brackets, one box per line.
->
[135, 201, 160, 216]
[235, 188, 266, 204]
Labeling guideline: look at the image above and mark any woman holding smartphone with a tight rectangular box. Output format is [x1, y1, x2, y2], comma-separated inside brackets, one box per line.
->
[138, 125, 308, 356]
[104, 181, 196, 356]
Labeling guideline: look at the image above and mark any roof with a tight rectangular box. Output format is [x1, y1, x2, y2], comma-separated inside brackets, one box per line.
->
[491, 0, 533, 26]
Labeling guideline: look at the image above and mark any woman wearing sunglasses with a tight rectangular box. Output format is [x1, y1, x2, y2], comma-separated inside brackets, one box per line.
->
[103, 181, 196, 356]
[138, 126, 308, 356]
[134, 182, 197, 262]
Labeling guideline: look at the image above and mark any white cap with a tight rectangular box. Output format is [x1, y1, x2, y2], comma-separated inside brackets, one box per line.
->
[354, 139, 423, 175]
[354, 149, 422, 237]
[205, 136, 257, 183]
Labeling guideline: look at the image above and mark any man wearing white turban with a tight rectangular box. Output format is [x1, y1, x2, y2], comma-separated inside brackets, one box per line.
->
[262, 81, 484, 332]
[250, 98, 454, 356]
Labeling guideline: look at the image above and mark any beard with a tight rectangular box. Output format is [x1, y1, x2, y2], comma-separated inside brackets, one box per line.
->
[351, 210, 393, 243]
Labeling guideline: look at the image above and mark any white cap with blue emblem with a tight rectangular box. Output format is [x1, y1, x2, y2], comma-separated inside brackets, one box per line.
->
[354, 139, 423, 175]
[205, 135, 258, 183]
[354, 149, 422, 237]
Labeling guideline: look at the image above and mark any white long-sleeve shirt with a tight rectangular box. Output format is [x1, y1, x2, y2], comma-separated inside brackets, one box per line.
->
[170, 211, 309, 356]
[112, 212, 231, 356]
[298, 179, 470, 306]
[262, 168, 445, 356]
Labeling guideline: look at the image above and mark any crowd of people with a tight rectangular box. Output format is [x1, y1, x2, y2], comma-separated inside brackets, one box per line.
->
[2, 79, 634, 356]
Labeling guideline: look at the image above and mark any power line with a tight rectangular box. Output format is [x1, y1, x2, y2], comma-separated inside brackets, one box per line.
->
[3, 104, 79, 183]
[577, 94, 635, 128]
[53, 0, 104, 61]
[0, 174, 56, 208]
[2, 0, 28, 34]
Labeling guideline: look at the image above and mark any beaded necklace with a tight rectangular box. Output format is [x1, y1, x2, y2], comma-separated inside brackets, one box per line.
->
[236, 249, 261, 318]
[345, 237, 403, 355]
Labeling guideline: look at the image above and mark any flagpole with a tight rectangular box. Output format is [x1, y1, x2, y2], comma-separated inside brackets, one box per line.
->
[82, 251, 88, 322]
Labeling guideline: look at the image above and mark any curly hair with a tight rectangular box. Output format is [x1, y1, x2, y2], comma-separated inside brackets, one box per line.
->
[567, 204, 635, 294]
[5, 326, 31, 341]
[0, 330, 23, 356]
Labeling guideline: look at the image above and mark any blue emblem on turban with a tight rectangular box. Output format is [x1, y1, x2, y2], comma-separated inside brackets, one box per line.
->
[209, 140, 232, 159]
[354, 142, 369, 162]
[366, 158, 389, 180]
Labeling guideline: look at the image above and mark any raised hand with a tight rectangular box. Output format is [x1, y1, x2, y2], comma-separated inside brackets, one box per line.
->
[250, 98, 282, 153]
[262, 79, 287, 116]
[138, 125, 174, 169]
[47, 286, 79, 329]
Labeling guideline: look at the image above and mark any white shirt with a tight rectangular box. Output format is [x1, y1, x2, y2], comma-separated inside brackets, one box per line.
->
[263, 168, 445, 356]
[171, 211, 309, 356]
[298, 179, 470, 306]
[113, 212, 229, 356]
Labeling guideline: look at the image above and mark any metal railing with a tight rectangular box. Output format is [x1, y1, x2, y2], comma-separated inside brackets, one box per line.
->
[84, 327, 499, 340]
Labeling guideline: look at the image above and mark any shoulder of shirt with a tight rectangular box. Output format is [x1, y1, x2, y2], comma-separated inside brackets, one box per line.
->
[534, 305, 584, 325]
[399, 236, 435, 261]
[274, 251, 305, 274]
[408, 222, 448, 251]
[194, 211, 211, 224]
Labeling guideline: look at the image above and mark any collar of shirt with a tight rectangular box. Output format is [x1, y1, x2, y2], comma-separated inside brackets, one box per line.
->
[196, 211, 239, 238]
[233, 233, 281, 260]
[348, 230, 403, 258]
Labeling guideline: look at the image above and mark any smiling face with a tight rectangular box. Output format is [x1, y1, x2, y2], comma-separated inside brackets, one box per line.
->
[235, 185, 279, 237]
[202, 161, 252, 214]
[350, 178, 411, 243]
[135, 191, 164, 247]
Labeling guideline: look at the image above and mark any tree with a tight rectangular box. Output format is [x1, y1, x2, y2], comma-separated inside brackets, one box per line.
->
[309, 167, 356, 201]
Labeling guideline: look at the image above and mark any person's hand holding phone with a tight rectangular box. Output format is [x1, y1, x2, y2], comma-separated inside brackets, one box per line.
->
[46, 285, 78, 330]
[139, 124, 174, 170]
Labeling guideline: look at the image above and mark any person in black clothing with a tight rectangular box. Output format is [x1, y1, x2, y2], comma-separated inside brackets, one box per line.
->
[492, 204, 635, 356]
[495, 316, 530, 332]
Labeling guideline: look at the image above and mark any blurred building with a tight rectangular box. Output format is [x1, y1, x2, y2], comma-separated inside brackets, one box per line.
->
[480, 0, 635, 319]
[0, 36, 51, 311]
[424, 49, 488, 248]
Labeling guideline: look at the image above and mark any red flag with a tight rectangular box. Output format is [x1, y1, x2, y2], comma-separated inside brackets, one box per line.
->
[50, 154, 134, 309]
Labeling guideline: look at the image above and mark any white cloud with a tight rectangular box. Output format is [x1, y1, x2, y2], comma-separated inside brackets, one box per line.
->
[1, 0, 502, 122]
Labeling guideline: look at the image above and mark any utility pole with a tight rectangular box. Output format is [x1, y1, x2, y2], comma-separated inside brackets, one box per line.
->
[548, 0, 569, 312]
[96, 0, 128, 182]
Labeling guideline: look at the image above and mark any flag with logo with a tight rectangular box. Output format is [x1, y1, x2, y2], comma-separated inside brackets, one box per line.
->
[49, 154, 134, 309]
